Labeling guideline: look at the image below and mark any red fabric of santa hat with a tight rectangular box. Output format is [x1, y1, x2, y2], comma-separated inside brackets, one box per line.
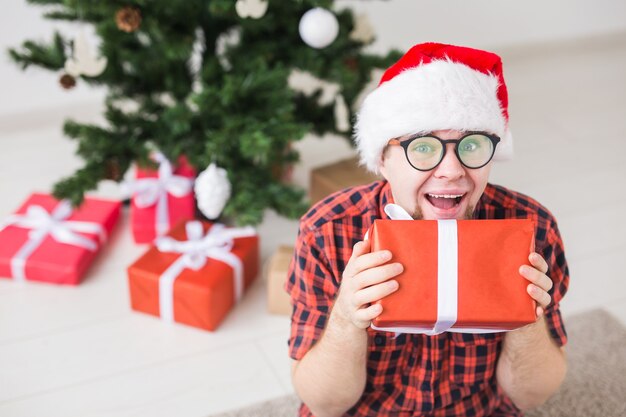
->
[355, 42, 513, 173]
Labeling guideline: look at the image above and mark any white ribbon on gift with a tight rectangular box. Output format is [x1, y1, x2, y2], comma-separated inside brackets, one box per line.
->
[369, 204, 506, 335]
[122, 152, 194, 237]
[0, 200, 106, 282]
[155, 220, 256, 324]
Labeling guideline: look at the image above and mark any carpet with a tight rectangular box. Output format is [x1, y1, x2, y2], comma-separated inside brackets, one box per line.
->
[211, 309, 626, 417]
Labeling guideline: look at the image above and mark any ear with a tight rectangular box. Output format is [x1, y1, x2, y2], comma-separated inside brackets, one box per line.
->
[377, 147, 391, 180]
[377, 154, 389, 181]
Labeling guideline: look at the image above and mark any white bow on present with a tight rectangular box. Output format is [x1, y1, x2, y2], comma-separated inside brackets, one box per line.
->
[123, 152, 194, 237]
[155, 221, 256, 323]
[0, 200, 106, 282]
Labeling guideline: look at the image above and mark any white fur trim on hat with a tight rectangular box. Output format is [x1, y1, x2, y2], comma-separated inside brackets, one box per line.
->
[355, 59, 512, 173]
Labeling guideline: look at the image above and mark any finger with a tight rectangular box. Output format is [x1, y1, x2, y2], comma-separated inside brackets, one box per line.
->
[353, 262, 403, 290]
[353, 279, 400, 307]
[527, 283, 551, 308]
[536, 306, 544, 318]
[344, 240, 372, 277]
[519, 264, 553, 292]
[347, 249, 393, 277]
[529, 252, 549, 274]
[353, 303, 383, 325]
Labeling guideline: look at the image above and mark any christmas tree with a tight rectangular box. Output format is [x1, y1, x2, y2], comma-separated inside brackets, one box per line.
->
[9, 0, 400, 225]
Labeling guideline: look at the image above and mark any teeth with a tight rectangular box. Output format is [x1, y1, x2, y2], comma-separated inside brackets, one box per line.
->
[428, 193, 463, 199]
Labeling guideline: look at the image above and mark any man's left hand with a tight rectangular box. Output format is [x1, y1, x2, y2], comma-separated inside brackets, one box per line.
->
[519, 252, 553, 319]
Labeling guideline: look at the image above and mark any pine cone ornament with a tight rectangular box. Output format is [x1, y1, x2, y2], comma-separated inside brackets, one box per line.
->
[104, 159, 122, 181]
[116, 6, 142, 33]
[59, 73, 76, 89]
[194, 163, 231, 220]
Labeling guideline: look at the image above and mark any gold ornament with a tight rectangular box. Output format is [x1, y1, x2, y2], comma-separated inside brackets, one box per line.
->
[116, 6, 142, 33]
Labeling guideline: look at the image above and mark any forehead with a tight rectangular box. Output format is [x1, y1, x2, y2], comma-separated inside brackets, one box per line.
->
[399, 129, 466, 140]
[430, 129, 464, 138]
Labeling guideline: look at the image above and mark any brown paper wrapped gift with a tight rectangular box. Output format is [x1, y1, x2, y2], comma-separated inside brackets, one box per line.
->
[309, 156, 379, 204]
[266, 245, 294, 315]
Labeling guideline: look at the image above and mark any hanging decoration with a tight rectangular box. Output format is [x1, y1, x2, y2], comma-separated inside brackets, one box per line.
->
[64, 30, 107, 77]
[235, 0, 268, 19]
[59, 73, 76, 89]
[288, 69, 351, 132]
[334, 95, 350, 132]
[298, 8, 339, 49]
[215, 27, 242, 71]
[194, 163, 232, 220]
[116, 6, 142, 33]
[349, 13, 375, 44]
[189, 27, 206, 94]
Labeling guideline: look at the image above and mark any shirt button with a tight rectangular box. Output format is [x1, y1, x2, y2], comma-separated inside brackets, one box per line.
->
[374, 335, 385, 346]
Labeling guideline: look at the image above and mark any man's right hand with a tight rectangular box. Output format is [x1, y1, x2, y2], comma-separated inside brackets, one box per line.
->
[332, 240, 404, 329]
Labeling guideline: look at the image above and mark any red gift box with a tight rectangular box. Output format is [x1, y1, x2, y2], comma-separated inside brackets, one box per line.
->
[129, 153, 196, 243]
[127, 220, 259, 331]
[0, 193, 121, 285]
[369, 218, 536, 333]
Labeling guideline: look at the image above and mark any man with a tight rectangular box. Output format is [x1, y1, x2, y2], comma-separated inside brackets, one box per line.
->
[286, 43, 569, 416]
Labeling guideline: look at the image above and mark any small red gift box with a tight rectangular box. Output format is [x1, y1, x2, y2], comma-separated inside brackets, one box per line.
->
[127, 220, 259, 331]
[0, 193, 121, 285]
[369, 218, 536, 333]
[128, 153, 196, 243]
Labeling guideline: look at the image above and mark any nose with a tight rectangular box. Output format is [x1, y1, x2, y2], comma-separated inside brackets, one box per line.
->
[433, 144, 465, 180]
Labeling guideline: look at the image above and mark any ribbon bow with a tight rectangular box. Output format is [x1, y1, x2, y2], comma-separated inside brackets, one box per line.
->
[123, 152, 194, 236]
[155, 221, 256, 323]
[1, 200, 106, 282]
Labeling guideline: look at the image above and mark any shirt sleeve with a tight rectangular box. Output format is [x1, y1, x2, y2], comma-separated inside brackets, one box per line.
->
[285, 226, 339, 360]
[539, 220, 570, 347]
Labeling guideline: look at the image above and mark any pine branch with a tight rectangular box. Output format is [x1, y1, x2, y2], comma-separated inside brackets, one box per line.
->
[7, 31, 67, 70]
[43, 10, 79, 21]
[53, 162, 106, 207]
[26, 0, 65, 5]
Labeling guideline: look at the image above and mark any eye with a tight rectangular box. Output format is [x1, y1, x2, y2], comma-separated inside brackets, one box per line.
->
[413, 144, 433, 153]
[460, 139, 480, 152]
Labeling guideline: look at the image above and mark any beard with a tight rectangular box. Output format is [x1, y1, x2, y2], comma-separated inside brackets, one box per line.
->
[411, 204, 475, 220]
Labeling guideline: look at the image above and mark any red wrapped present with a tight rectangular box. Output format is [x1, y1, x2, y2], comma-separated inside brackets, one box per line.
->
[127, 220, 259, 331]
[0, 193, 121, 285]
[125, 152, 196, 243]
[369, 204, 536, 334]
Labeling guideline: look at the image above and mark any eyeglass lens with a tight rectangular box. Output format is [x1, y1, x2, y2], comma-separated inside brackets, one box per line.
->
[406, 134, 495, 170]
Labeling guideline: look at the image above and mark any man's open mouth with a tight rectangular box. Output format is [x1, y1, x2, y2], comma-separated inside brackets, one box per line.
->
[425, 193, 465, 210]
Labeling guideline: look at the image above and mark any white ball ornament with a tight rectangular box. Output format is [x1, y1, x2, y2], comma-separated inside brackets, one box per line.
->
[236, 0, 268, 19]
[299, 8, 339, 49]
[194, 163, 232, 219]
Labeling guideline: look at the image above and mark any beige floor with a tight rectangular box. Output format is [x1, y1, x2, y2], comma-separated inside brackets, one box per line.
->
[0, 34, 625, 417]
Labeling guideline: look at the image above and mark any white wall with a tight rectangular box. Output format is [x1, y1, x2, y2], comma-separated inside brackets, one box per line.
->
[339, 0, 626, 53]
[1, 0, 625, 119]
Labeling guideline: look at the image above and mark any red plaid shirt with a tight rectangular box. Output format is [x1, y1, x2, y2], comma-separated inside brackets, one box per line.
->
[286, 181, 569, 417]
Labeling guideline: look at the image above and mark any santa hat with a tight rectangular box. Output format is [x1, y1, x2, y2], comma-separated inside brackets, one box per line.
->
[355, 42, 513, 173]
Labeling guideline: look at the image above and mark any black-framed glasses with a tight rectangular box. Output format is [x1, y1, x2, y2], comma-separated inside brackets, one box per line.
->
[387, 131, 501, 171]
